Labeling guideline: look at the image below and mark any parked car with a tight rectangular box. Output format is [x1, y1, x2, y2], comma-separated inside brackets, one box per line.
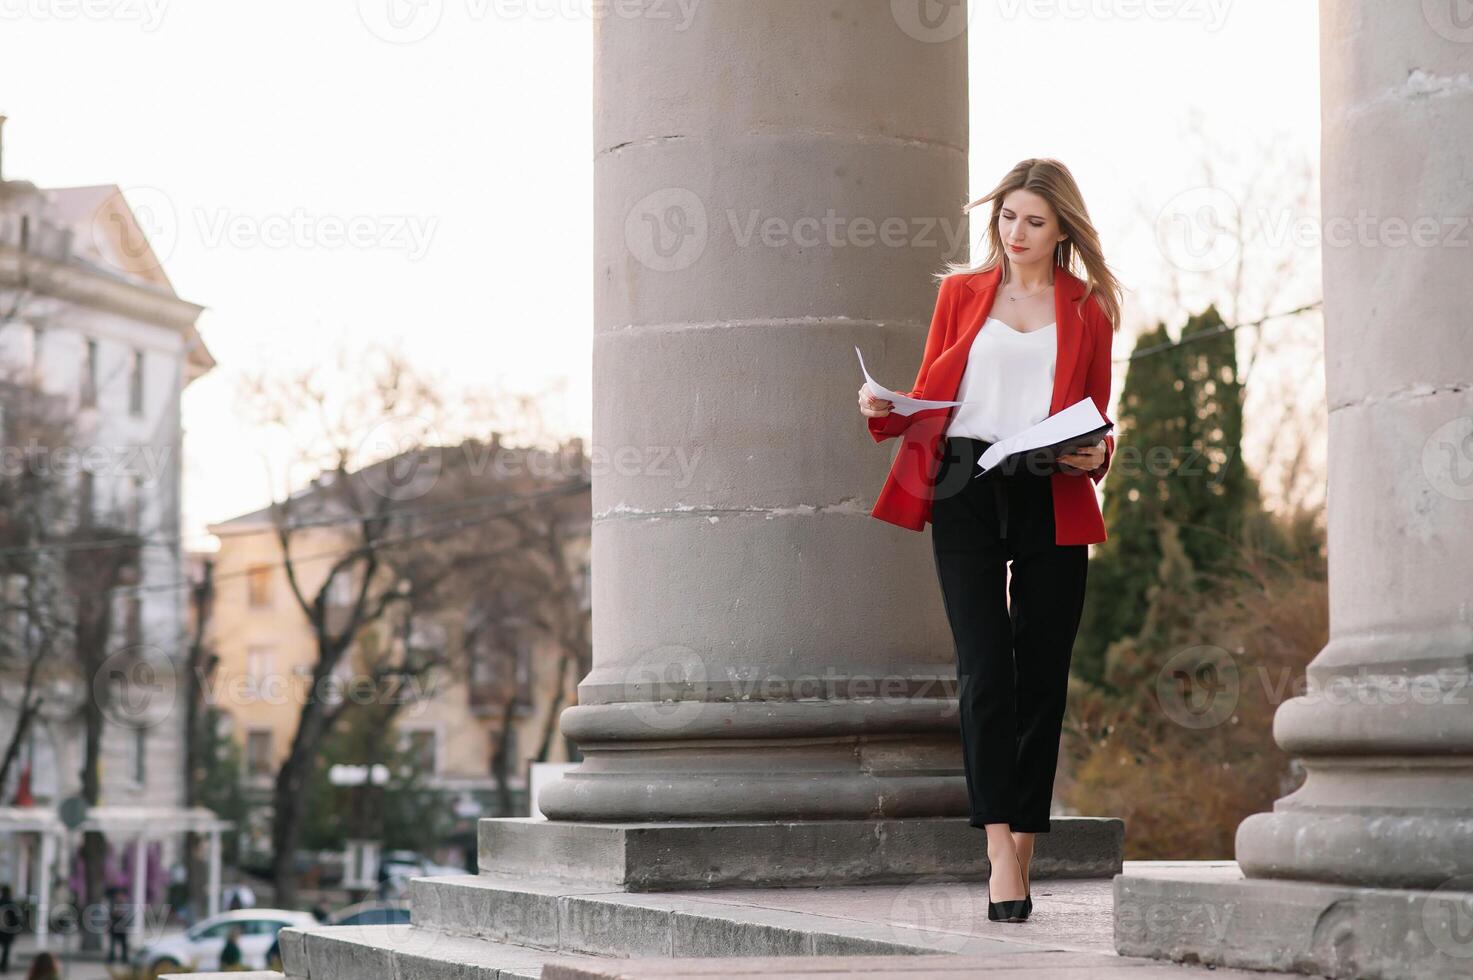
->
[265, 899, 411, 968]
[330, 899, 413, 927]
[133, 908, 318, 974]
[379, 849, 465, 880]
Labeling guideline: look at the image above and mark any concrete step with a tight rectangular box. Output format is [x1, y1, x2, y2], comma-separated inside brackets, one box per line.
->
[162, 974, 285, 980]
[476, 817, 1123, 891]
[407, 873, 1040, 959]
[278, 923, 614, 980]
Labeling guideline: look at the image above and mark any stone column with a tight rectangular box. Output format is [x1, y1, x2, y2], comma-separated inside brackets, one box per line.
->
[539, 0, 971, 821]
[1235, 0, 1473, 888]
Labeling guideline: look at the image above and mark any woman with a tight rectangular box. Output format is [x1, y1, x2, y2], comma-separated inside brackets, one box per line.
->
[858, 158, 1122, 924]
[219, 925, 244, 970]
[25, 951, 60, 980]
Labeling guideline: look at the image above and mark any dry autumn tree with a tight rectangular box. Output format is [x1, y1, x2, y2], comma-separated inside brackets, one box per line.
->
[236, 342, 588, 903]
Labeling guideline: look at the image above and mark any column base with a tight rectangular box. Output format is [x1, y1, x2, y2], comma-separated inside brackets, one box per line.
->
[1114, 865, 1473, 980]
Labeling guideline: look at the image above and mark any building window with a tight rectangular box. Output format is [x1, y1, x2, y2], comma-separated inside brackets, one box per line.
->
[81, 338, 98, 408]
[128, 349, 145, 415]
[245, 646, 275, 698]
[246, 729, 273, 779]
[133, 727, 147, 785]
[246, 565, 273, 608]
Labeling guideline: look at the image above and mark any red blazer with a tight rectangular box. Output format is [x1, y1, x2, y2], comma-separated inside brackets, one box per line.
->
[867, 262, 1117, 546]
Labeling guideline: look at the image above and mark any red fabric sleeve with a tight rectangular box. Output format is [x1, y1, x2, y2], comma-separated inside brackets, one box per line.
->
[866, 276, 957, 443]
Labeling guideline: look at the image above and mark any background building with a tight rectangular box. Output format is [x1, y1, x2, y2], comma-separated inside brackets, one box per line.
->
[0, 117, 223, 940]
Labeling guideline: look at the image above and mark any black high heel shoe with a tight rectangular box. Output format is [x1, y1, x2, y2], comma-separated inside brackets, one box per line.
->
[987, 882, 1029, 923]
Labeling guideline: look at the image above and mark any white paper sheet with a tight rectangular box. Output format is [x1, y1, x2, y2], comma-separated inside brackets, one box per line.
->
[855, 346, 966, 416]
[975, 397, 1111, 475]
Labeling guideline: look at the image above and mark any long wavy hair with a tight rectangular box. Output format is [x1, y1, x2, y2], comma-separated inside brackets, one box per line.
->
[941, 158, 1123, 332]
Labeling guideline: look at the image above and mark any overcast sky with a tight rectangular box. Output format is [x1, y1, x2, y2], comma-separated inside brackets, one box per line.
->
[0, 1, 1322, 544]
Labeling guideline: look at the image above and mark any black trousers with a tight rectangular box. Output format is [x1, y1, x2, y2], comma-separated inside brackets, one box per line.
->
[930, 436, 1089, 833]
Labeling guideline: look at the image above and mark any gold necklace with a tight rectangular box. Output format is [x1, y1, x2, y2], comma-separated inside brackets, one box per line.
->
[1004, 281, 1052, 302]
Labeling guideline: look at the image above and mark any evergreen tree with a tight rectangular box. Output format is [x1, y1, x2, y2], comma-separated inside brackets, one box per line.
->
[299, 700, 454, 856]
[1074, 306, 1262, 686]
[194, 708, 249, 866]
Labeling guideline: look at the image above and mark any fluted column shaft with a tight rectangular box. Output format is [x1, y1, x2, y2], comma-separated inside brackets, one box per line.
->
[1236, 0, 1473, 887]
[540, 0, 972, 821]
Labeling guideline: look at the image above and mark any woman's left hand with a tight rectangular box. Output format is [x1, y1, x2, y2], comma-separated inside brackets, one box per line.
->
[1058, 439, 1106, 475]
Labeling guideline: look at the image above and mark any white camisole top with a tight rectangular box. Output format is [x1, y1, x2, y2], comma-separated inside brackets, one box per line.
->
[944, 316, 1057, 443]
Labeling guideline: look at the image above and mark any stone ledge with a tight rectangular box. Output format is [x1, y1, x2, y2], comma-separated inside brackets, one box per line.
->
[1114, 869, 1473, 980]
[539, 950, 1279, 978]
[409, 872, 1036, 954]
[479, 816, 1123, 890]
[278, 923, 612, 980]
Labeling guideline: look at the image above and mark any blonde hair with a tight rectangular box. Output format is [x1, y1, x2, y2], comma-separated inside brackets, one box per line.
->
[941, 158, 1123, 332]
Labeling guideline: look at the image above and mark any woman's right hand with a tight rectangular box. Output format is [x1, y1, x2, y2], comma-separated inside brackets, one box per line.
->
[857, 383, 893, 418]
